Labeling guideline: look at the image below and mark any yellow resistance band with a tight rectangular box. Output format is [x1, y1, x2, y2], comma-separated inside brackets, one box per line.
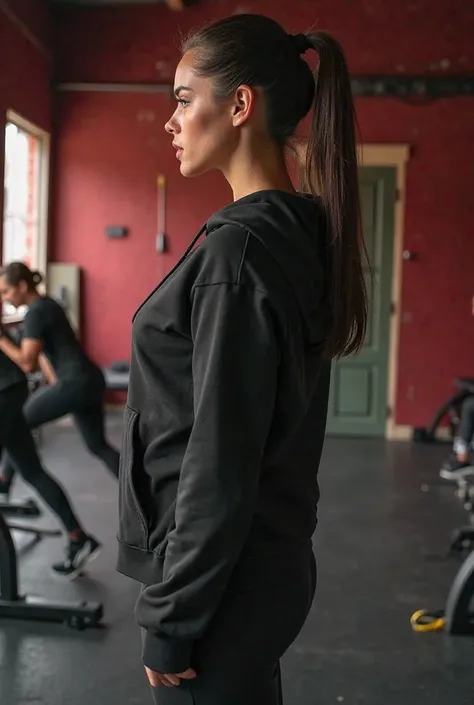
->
[410, 609, 446, 633]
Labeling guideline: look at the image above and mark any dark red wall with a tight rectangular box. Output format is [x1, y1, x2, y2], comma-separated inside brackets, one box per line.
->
[0, 0, 51, 132]
[0, 0, 52, 257]
[51, 0, 474, 427]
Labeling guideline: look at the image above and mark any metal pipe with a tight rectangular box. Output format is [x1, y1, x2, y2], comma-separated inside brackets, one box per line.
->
[56, 82, 172, 94]
[56, 76, 474, 99]
[0, 0, 50, 57]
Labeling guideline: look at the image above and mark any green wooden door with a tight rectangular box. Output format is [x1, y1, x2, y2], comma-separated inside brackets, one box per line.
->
[326, 166, 396, 437]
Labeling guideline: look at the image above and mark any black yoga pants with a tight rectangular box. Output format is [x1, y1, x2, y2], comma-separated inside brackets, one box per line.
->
[145, 551, 316, 705]
[0, 381, 81, 532]
[1, 374, 120, 485]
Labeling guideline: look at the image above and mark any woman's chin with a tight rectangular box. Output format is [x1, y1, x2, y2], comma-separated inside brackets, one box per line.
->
[179, 159, 207, 179]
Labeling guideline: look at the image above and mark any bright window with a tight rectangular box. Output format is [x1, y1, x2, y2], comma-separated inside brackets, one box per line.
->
[2, 111, 49, 320]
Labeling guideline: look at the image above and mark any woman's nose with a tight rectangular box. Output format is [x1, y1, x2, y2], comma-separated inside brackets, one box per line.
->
[165, 115, 179, 135]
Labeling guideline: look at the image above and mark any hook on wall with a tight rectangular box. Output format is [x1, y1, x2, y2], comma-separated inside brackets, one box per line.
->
[402, 250, 417, 261]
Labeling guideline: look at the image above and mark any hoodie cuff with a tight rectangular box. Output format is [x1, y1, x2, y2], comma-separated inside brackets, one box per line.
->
[142, 630, 194, 674]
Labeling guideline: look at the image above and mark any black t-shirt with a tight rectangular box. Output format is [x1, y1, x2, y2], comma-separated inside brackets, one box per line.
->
[23, 296, 95, 381]
[0, 330, 26, 392]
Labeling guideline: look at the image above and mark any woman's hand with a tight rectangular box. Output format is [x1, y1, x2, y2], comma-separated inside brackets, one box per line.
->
[145, 666, 197, 688]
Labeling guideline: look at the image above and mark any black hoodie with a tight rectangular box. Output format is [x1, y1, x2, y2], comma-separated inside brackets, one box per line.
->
[117, 190, 331, 674]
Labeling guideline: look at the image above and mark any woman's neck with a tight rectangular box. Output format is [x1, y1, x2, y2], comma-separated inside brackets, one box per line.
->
[223, 135, 295, 202]
[24, 290, 40, 306]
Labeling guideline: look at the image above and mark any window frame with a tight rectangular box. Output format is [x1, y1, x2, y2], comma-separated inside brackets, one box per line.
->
[2, 110, 50, 323]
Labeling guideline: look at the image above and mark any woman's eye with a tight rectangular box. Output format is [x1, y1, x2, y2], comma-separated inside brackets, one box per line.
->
[177, 99, 189, 107]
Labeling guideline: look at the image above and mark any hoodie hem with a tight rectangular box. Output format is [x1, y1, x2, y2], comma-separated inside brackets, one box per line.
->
[116, 542, 165, 585]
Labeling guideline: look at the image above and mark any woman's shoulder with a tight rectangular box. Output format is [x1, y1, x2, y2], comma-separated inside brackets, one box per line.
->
[204, 222, 249, 255]
[191, 223, 251, 287]
[189, 222, 292, 316]
[28, 295, 55, 306]
[26, 296, 65, 322]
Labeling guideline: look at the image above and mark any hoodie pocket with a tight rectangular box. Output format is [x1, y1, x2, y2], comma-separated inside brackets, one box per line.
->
[118, 405, 149, 549]
[155, 499, 177, 557]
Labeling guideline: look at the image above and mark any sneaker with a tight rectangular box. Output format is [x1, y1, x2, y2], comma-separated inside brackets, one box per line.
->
[440, 456, 474, 481]
[52, 535, 101, 580]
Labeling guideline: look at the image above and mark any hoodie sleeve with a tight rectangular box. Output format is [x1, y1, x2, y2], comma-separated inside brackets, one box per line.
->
[137, 281, 279, 673]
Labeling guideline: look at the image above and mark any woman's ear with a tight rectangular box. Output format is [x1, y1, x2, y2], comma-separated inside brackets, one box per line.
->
[231, 85, 255, 127]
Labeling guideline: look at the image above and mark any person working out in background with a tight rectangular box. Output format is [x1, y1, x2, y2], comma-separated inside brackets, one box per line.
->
[0, 327, 100, 578]
[440, 294, 474, 480]
[0, 262, 120, 497]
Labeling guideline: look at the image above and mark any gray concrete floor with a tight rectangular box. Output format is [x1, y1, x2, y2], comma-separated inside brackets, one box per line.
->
[1, 415, 473, 704]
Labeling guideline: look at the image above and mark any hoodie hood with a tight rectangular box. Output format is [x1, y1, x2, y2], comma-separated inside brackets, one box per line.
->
[206, 190, 328, 346]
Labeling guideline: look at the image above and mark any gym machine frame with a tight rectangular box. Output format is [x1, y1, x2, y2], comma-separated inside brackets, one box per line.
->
[444, 470, 474, 633]
[0, 499, 103, 629]
[413, 377, 474, 443]
[450, 473, 474, 554]
[444, 549, 474, 633]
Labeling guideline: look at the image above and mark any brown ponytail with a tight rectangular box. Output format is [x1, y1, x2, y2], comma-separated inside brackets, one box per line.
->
[303, 31, 369, 358]
[182, 15, 368, 359]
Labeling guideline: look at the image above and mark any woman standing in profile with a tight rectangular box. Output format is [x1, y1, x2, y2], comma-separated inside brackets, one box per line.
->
[117, 14, 368, 705]
[0, 262, 120, 499]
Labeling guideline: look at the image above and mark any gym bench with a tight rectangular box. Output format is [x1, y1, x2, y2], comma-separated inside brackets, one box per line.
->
[103, 361, 130, 392]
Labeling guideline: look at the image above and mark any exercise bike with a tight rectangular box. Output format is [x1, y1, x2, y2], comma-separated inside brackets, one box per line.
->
[449, 467, 474, 554]
[0, 498, 103, 629]
[413, 377, 474, 443]
[413, 468, 474, 634]
[444, 468, 474, 633]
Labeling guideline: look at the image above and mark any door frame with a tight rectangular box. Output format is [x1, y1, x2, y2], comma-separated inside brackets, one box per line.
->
[359, 144, 410, 440]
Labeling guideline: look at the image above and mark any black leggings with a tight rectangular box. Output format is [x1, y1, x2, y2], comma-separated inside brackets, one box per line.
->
[0, 381, 81, 532]
[1, 373, 120, 487]
[144, 551, 316, 705]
